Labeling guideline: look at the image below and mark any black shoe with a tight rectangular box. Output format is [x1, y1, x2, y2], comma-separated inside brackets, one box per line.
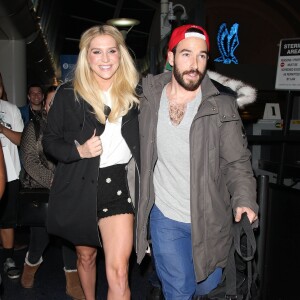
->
[3, 258, 20, 279]
[147, 286, 164, 300]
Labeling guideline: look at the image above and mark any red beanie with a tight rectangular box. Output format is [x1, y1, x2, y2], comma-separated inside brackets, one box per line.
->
[168, 24, 210, 52]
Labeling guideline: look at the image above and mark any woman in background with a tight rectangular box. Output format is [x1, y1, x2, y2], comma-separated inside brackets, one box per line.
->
[20, 86, 85, 300]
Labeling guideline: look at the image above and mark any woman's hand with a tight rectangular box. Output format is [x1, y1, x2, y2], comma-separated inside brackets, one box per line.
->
[76, 129, 103, 159]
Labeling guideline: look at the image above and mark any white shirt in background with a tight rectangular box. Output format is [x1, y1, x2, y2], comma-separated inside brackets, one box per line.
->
[0, 99, 24, 181]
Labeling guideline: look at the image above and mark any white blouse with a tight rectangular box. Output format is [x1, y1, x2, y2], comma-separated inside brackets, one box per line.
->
[99, 90, 132, 168]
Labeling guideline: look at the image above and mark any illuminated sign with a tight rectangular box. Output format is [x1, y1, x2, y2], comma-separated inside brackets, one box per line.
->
[214, 23, 239, 64]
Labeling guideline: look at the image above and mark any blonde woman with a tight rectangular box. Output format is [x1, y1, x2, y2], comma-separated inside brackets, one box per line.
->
[43, 25, 140, 300]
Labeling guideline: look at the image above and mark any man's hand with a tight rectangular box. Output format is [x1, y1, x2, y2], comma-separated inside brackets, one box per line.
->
[235, 207, 258, 224]
[76, 129, 103, 159]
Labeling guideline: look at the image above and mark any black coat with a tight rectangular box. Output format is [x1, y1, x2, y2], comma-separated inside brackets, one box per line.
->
[42, 81, 140, 246]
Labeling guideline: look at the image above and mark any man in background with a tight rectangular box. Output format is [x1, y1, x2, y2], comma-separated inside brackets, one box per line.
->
[0, 74, 24, 280]
[19, 83, 44, 126]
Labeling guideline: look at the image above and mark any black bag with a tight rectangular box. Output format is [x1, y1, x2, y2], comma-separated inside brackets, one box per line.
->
[206, 213, 259, 300]
[17, 188, 49, 227]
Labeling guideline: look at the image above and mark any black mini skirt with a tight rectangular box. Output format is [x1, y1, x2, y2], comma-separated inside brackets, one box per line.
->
[97, 163, 134, 219]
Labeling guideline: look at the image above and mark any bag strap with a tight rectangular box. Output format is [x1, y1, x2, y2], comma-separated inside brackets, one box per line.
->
[224, 237, 237, 299]
[233, 213, 256, 261]
[225, 212, 257, 300]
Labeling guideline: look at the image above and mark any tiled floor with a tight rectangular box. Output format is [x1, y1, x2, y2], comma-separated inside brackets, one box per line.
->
[0, 227, 153, 300]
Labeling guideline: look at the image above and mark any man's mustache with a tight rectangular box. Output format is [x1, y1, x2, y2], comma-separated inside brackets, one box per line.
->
[182, 69, 201, 76]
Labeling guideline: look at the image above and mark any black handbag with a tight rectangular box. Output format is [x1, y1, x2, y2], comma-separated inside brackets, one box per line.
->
[17, 188, 49, 227]
[205, 213, 259, 300]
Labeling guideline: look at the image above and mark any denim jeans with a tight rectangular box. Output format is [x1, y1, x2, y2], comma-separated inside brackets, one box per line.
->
[150, 205, 222, 300]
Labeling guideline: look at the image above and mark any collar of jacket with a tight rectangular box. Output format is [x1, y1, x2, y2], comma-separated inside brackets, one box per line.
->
[64, 80, 138, 128]
[122, 103, 139, 127]
[141, 72, 222, 114]
[141, 71, 171, 109]
[141, 70, 257, 109]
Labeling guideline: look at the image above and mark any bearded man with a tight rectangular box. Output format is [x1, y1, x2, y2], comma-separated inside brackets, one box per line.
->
[135, 24, 259, 300]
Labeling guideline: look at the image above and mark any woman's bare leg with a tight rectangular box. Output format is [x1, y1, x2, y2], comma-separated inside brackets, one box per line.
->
[75, 245, 97, 300]
[99, 213, 133, 300]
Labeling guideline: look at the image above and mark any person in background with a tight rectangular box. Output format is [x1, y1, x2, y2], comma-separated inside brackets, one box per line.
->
[43, 25, 140, 300]
[135, 24, 259, 300]
[0, 73, 27, 255]
[19, 86, 85, 299]
[0, 90, 24, 280]
[19, 83, 44, 126]
[0, 141, 5, 300]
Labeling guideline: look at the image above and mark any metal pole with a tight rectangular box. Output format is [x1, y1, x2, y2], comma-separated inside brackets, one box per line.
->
[256, 175, 269, 300]
[277, 90, 293, 184]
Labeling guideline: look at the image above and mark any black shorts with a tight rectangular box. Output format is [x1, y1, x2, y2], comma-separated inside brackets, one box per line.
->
[0, 180, 19, 228]
[97, 164, 134, 219]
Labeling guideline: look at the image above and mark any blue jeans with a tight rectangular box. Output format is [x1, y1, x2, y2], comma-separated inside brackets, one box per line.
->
[150, 205, 222, 300]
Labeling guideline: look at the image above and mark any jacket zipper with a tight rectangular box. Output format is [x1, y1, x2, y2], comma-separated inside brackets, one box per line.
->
[189, 92, 219, 276]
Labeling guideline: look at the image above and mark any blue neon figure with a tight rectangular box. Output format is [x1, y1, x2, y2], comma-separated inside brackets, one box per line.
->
[214, 23, 239, 64]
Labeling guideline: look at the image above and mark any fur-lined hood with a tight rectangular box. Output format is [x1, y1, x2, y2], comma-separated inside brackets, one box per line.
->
[207, 70, 257, 108]
[139, 70, 257, 108]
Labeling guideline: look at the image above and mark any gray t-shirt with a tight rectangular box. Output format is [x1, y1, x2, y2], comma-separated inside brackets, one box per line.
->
[153, 86, 201, 223]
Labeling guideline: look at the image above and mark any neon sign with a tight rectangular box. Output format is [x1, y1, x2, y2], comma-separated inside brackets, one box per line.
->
[214, 23, 239, 64]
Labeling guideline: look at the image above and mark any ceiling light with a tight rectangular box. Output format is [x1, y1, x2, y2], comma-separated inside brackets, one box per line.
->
[106, 18, 140, 40]
[106, 18, 140, 27]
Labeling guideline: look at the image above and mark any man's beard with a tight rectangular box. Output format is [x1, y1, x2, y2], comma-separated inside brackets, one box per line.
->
[173, 63, 206, 91]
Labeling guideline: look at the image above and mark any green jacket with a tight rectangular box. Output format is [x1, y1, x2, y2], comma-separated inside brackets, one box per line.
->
[135, 72, 258, 282]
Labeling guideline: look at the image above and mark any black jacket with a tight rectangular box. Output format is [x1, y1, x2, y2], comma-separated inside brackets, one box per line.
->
[43, 81, 140, 246]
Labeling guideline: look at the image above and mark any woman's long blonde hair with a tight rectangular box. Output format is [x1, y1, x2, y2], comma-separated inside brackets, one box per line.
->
[73, 25, 139, 124]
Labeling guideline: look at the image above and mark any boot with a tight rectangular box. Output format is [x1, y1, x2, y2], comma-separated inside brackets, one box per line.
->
[65, 269, 85, 300]
[20, 253, 43, 288]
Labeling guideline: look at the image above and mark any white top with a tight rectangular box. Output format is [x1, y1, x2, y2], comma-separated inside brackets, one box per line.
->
[0, 99, 24, 181]
[99, 91, 131, 168]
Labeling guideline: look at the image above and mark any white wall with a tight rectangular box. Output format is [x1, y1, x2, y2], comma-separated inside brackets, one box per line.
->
[0, 40, 27, 106]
